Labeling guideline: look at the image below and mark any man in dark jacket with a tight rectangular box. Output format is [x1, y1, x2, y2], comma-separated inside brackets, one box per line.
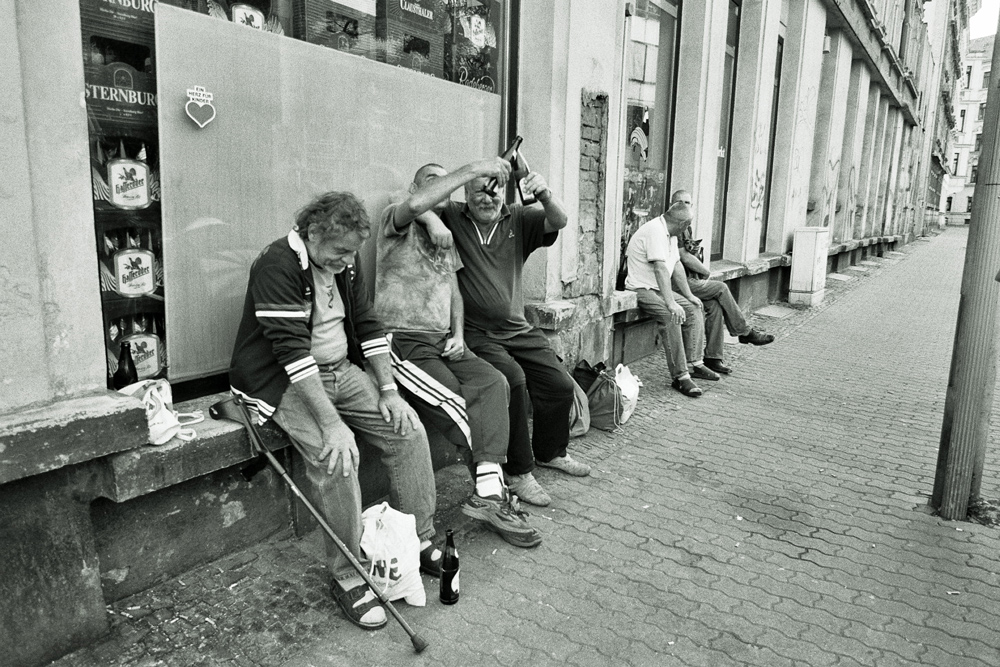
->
[229, 192, 437, 632]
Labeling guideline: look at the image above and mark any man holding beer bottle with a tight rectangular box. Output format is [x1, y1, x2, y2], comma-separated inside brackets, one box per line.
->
[429, 145, 592, 508]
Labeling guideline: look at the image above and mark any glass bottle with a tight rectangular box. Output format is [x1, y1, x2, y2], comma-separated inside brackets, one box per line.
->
[112, 341, 139, 389]
[439, 529, 460, 605]
[484, 135, 522, 197]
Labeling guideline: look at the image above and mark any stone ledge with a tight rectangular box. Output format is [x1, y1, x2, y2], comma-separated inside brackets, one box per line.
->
[525, 299, 577, 330]
[605, 290, 637, 314]
[98, 394, 270, 502]
[0, 392, 147, 486]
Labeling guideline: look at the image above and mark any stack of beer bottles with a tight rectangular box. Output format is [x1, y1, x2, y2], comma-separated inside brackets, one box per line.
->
[81, 0, 165, 387]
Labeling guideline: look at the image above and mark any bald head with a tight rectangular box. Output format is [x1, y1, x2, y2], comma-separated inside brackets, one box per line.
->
[664, 201, 692, 236]
[413, 163, 446, 187]
[670, 189, 692, 206]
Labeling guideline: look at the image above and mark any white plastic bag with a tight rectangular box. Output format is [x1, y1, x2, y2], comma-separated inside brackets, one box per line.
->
[615, 364, 641, 424]
[360, 502, 425, 606]
[118, 379, 204, 445]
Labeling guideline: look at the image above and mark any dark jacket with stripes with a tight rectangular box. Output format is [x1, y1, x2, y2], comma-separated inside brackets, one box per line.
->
[229, 230, 389, 421]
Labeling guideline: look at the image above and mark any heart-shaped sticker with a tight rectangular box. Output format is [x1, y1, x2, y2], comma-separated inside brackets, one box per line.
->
[185, 100, 216, 129]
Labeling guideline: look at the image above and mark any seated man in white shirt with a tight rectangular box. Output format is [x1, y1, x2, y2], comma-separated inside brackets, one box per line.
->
[624, 202, 714, 397]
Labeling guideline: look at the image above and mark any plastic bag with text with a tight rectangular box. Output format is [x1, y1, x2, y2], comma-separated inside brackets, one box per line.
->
[360, 502, 425, 606]
[615, 364, 641, 424]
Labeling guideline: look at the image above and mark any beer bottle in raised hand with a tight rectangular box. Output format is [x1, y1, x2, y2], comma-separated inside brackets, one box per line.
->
[112, 341, 139, 389]
[439, 529, 460, 605]
[484, 135, 523, 197]
[512, 148, 536, 206]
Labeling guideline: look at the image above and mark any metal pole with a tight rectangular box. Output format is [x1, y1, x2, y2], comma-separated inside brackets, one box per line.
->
[931, 15, 1000, 520]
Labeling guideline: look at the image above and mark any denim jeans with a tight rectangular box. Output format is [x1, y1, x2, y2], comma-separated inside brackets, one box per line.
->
[273, 358, 436, 582]
[634, 288, 705, 378]
[687, 277, 750, 360]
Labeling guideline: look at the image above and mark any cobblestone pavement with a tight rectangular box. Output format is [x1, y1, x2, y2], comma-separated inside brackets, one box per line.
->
[53, 227, 1000, 667]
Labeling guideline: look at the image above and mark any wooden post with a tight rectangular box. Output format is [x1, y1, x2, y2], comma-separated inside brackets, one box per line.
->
[931, 17, 1000, 519]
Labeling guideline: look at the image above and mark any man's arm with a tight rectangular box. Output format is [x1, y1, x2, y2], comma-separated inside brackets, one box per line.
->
[652, 260, 686, 325]
[441, 273, 465, 361]
[679, 247, 711, 278]
[392, 157, 511, 231]
[670, 261, 702, 308]
[520, 172, 568, 233]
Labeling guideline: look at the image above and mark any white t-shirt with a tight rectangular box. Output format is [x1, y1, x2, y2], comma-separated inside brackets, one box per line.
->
[624, 215, 680, 291]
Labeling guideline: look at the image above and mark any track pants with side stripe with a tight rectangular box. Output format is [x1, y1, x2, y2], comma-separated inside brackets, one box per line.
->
[389, 331, 511, 467]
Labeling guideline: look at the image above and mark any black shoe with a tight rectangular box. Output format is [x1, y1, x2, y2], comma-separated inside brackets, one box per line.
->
[671, 377, 703, 397]
[690, 364, 720, 381]
[419, 543, 442, 577]
[738, 329, 775, 346]
[703, 358, 732, 374]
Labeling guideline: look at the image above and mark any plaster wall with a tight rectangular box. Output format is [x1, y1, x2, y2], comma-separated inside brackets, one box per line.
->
[2, 0, 106, 415]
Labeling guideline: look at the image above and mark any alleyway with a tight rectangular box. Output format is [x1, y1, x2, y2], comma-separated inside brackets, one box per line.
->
[54, 227, 1000, 667]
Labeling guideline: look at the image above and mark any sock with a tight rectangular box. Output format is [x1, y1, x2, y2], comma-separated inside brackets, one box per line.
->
[692, 361, 705, 367]
[677, 372, 692, 381]
[475, 462, 504, 498]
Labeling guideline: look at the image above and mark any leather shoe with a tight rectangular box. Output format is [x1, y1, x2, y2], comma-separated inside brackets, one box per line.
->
[738, 329, 775, 346]
[690, 364, 720, 381]
[703, 358, 732, 374]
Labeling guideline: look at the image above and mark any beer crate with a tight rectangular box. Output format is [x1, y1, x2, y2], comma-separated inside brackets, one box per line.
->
[443, 0, 501, 93]
[82, 32, 158, 129]
[89, 131, 161, 213]
[293, 0, 379, 60]
[376, 0, 445, 79]
[79, 0, 156, 48]
[105, 306, 167, 382]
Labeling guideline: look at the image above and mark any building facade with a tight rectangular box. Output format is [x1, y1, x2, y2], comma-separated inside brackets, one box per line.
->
[0, 0, 976, 664]
[943, 33, 992, 223]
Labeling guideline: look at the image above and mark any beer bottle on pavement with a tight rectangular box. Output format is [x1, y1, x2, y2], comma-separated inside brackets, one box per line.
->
[484, 135, 522, 197]
[439, 530, 460, 605]
[112, 341, 138, 389]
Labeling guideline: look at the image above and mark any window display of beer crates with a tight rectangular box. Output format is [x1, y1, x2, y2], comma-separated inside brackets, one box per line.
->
[292, 0, 379, 60]
[376, 0, 446, 78]
[79, 0, 156, 48]
[105, 306, 167, 382]
[443, 0, 501, 93]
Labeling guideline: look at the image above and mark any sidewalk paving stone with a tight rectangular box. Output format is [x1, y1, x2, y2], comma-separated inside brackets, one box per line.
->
[50, 229, 1000, 667]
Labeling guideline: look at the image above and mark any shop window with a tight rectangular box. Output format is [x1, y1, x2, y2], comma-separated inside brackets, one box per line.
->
[618, 0, 681, 289]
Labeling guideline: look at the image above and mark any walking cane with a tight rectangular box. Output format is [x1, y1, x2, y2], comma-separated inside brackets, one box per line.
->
[209, 395, 429, 654]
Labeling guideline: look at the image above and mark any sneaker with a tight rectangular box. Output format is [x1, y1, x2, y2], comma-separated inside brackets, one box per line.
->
[738, 329, 775, 346]
[507, 472, 551, 506]
[331, 580, 387, 630]
[461, 492, 542, 548]
[537, 454, 591, 477]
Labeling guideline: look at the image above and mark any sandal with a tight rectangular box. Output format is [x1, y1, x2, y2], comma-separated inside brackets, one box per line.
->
[331, 580, 387, 630]
[419, 543, 442, 578]
[671, 377, 703, 397]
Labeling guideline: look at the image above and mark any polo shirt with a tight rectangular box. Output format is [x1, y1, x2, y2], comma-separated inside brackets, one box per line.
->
[440, 200, 557, 337]
[624, 215, 680, 291]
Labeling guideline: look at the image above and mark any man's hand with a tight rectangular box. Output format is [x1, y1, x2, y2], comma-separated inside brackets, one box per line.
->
[317, 426, 359, 477]
[378, 390, 421, 435]
[521, 171, 550, 198]
[424, 217, 454, 249]
[688, 295, 703, 310]
[442, 335, 464, 361]
[668, 300, 686, 324]
[473, 157, 512, 185]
